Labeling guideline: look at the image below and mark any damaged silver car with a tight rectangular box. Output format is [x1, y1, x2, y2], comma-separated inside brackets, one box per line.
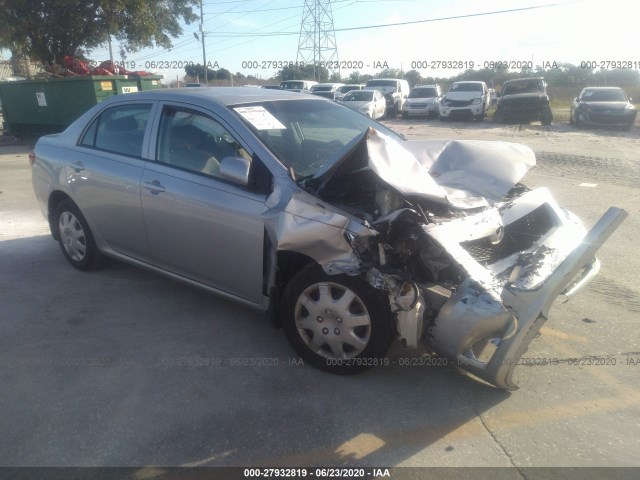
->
[31, 88, 627, 390]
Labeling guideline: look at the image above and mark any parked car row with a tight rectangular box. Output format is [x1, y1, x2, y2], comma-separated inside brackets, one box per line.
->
[400, 78, 636, 130]
[274, 78, 637, 130]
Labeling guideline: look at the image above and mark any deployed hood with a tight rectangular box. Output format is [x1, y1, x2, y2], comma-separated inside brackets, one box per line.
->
[402, 136, 536, 200]
[313, 129, 536, 210]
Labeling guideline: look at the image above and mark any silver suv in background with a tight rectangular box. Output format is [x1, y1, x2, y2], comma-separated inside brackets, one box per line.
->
[280, 80, 317, 92]
[402, 85, 442, 118]
[310, 83, 345, 100]
[439, 81, 490, 121]
[334, 84, 365, 101]
[364, 78, 410, 117]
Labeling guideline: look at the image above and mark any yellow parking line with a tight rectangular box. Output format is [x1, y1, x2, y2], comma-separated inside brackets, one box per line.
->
[539, 326, 589, 344]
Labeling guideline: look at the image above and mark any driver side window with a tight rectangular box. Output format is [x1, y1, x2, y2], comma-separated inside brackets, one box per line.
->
[156, 107, 251, 178]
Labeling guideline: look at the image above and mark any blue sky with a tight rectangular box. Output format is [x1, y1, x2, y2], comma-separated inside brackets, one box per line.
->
[2, 0, 637, 83]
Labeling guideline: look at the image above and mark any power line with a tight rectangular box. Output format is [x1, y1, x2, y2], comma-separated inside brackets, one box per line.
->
[203, 2, 564, 37]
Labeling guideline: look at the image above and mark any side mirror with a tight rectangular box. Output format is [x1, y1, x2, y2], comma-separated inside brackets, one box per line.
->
[220, 156, 251, 186]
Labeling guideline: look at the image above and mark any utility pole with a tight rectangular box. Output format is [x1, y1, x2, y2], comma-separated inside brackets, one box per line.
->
[200, 0, 207, 85]
[107, 35, 114, 63]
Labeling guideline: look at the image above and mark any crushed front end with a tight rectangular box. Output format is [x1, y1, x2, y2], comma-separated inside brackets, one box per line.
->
[302, 129, 627, 390]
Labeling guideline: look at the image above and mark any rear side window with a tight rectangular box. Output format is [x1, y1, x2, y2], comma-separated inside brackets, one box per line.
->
[80, 104, 152, 158]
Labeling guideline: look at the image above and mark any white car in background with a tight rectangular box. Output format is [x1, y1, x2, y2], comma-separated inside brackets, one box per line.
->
[439, 81, 490, 121]
[340, 89, 386, 119]
[402, 85, 442, 118]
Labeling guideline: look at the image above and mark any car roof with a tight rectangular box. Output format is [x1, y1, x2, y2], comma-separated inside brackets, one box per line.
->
[504, 77, 544, 83]
[97, 87, 320, 108]
[452, 80, 484, 84]
[413, 85, 439, 88]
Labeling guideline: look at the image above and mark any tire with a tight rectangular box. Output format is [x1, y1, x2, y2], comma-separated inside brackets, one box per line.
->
[541, 108, 553, 126]
[493, 111, 503, 123]
[281, 265, 394, 374]
[439, 115, 448, 122]
[401, 111, 408, 119]
[54, 199, 105, 270]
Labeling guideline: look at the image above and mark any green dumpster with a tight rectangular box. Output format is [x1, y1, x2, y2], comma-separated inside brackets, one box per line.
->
[0, 74, 162, 136]
[137, 75, 163, 91]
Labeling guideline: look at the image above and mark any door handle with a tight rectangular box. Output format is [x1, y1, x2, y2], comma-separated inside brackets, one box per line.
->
[71, 160, 85, 172]
[143, 180, 166, 194]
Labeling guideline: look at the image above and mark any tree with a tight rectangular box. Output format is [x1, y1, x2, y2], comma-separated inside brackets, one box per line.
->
[403, 69, 422, 88]
[0, 0, 198, 65]
[277, 64, 329, 82]
[375, 68, 401, 79]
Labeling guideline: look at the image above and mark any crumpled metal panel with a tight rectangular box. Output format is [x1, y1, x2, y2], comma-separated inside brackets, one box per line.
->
[274, 190, 375, 274]
[402, 138, 536, 202]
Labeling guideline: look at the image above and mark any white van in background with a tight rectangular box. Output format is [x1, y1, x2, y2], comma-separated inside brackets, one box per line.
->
[364, 78, 410, 117]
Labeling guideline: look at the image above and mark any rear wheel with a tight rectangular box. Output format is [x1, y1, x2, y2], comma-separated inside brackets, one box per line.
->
[541, 108, 553, 125]
[401, 111, 408, 119]
[55, 200, 105, 270]
[281, 265, 393, 374]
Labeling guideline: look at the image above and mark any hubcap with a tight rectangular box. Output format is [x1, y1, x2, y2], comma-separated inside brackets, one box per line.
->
[59, 211, 87, 262]
[294, 282, 371, 359]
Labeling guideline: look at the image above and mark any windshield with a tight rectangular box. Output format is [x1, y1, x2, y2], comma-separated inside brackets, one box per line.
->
[230, 99, 403, 180]
[312, 86, 334, 92]
[449, 83, 483, 92]
[582, 89, 627, 102]
[409, 87, 438, 98]
[338, 85, 360, 93]
[343, 91, 374, 101]
[501, 80, 543, 95]
[281, 81, 304, 90]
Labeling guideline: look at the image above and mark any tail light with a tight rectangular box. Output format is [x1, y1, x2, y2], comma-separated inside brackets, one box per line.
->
[28, 149, 35, 167]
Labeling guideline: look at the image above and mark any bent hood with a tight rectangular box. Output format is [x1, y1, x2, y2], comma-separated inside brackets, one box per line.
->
[333, 129, 535, 208]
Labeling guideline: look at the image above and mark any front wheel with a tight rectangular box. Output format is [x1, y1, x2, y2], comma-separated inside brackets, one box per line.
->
[55, 199, 105, 270]
[281, 265, 393, 374]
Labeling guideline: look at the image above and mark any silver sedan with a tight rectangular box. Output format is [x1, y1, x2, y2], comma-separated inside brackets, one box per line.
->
[31, 88, 626, 390]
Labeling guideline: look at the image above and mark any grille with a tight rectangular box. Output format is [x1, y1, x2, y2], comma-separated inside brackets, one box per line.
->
[503, 98, 542, 115]
[460, 205, 555, 265]
[447, 99, 474, 107]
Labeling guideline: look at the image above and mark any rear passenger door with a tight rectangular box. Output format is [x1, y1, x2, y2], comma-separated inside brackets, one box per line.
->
[72, 102, 155, 263]
[141, 104, 269, 304]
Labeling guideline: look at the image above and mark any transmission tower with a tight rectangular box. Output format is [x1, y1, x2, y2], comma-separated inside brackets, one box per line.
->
[296, 0, 339, 81]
